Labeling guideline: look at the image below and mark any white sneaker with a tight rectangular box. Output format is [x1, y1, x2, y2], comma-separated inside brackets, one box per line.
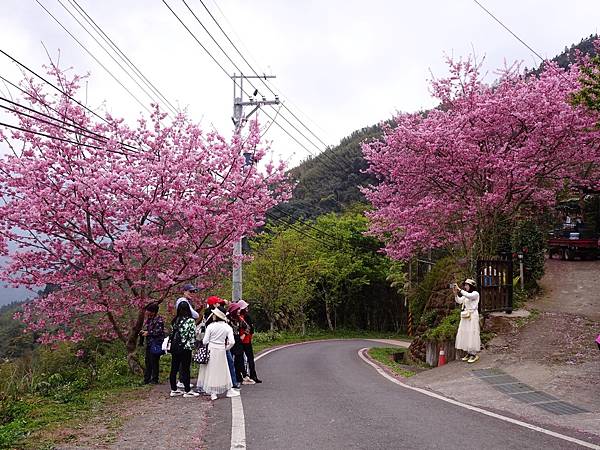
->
[170, 390, 184, 397]
[177, 381, 185, 389]
[183, 391, 200, 398]
[242, 376, 255, 385]
[467, 355, 480, 364]
[226, 389, 240, 397]
[210, 393, 218, 401]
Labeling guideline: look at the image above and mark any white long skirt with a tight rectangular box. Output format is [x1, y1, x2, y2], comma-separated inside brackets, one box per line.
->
[455, 311, 481, 353]
[197, 344, 232, 395]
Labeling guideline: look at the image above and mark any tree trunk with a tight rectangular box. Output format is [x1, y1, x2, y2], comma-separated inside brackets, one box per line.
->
[325, 303, 334, 331]
[270, 319, 275, 331]
[125, 308, 146, 374]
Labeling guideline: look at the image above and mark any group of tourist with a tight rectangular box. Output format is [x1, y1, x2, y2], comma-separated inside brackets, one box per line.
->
[140, 284, 261, 400]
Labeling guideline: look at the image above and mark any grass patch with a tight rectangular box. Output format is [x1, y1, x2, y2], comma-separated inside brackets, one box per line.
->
[0, 384, 147, 450]
[253, 329, 410, 354]
[367, 347, 415, 377]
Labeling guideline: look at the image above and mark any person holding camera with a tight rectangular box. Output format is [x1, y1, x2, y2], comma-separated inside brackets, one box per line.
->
[452, 279, 481, 363]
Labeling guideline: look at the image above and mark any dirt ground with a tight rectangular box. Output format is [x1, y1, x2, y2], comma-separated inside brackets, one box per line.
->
[535, 258, 600, 320]
[56, 383, 212, 450]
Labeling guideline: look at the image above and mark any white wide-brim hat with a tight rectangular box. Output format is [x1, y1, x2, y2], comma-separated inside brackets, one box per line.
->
[211, 307, 228, 322]
[464, 278, 477, 287]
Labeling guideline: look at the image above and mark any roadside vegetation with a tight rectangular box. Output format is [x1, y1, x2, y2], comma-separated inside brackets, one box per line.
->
[367, 347, 416, 378]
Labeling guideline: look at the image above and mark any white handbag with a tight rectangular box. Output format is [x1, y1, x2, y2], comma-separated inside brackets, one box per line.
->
[161, 336, 171, 352]
[460, 310, 471, 319]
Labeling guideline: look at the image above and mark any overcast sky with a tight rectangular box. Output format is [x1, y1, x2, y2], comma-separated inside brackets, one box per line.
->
[0, 1, 599, 304]
[1, 0, 599, 167]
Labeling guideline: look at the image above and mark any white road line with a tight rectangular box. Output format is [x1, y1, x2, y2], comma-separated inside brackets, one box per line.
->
[230, 395, 246, 449]
[358, 348, 600, 450]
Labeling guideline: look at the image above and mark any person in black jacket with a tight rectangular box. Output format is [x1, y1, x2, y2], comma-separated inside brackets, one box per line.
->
[141, 303, 164, 384]
[227, 302, 245, 387]
[238, 300, 261, 384]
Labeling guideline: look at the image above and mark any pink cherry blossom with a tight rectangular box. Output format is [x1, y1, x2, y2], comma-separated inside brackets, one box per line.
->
[0, 66, 289, 369]
[363, 56, 600, 261]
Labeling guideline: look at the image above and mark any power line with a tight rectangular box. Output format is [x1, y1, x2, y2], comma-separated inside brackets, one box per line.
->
[0, 49, 110, 125]
[33, 0, 152, 115]
[65, 0, 178, 115]
[0, 120, 102, 150]
[265, 211, 337, 250]
[190, 0, 353, 173]
[165, 0, 349, 174]
[206, 0, 334, 143]
[471, 0, 545, 62]
[0, 70, 144, 154]
[197, 0, 332, 150]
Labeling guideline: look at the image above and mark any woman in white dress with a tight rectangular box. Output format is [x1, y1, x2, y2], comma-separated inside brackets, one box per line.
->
[453, 278, 481, 363]
[197, 307, 240, 400]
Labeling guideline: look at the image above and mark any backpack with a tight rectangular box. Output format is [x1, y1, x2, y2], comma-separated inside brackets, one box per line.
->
[169, 318, 186, 354]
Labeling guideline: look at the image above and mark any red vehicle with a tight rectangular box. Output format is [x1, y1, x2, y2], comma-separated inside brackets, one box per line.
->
[548, 220, 600, 260]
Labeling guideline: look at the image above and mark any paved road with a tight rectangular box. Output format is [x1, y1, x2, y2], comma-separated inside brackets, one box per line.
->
[205, 340, 589, 449]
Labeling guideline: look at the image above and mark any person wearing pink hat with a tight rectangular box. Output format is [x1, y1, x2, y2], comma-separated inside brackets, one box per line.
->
[227, 302, 246, 386]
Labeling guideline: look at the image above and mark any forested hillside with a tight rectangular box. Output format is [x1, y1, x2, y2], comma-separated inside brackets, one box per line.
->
[275, 123, 384, 218]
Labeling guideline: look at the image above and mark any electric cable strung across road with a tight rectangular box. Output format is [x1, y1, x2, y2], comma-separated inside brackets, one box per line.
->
[184, 0, 353, 173]
[174, 0, 343, 174]
[162, 0, 372, 250]
[163, 0, 349, 175]
[33, 0, 152, 115]
[52, 0, 177, 116]
[67, 0, 179, 115]
[196, 0, 342, 160]
[205, 0, 334, 144]
[471, 0, 545, 62]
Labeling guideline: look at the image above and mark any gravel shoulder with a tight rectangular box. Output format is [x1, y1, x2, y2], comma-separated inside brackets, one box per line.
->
[56, 383, 212, 450]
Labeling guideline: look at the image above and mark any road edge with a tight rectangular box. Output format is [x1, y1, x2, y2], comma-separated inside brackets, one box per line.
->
[357, 348, 600, 450]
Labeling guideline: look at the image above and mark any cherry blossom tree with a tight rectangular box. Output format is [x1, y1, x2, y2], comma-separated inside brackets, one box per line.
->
[0, 67, 288, 370]
[363, 57, 600, 262]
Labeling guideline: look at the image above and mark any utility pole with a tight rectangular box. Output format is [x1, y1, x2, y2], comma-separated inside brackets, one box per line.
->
[231, 73, 279, 302]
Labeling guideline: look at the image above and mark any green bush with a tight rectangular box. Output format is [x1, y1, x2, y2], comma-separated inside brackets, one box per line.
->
[252, 330, 284, 344]
[512, 221, 546, 283]
[409, 257, 463, 325]
[422, 309, 461, 342]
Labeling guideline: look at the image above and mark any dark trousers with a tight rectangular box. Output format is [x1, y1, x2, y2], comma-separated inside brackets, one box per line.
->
[226, 350, 238, 385]
[169, 350, 192, 392]
[242, 343, 258, 379]
[233, 350, 246, 381]
[144, 344, 161, 384]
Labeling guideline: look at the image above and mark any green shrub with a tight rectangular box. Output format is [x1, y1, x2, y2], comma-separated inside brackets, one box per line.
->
[512, 221, 546, 283]
[252, 330, 283, 344]
[422, 309, 461, 342]
[409, 257, 463, 325]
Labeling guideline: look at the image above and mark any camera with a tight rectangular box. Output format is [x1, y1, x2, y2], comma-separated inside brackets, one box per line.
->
[448, 283, 457, 289]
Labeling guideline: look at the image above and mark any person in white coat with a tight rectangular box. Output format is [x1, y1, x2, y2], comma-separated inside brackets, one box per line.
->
[453, 278, 481, 364]
[197, 307, 240, 400]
